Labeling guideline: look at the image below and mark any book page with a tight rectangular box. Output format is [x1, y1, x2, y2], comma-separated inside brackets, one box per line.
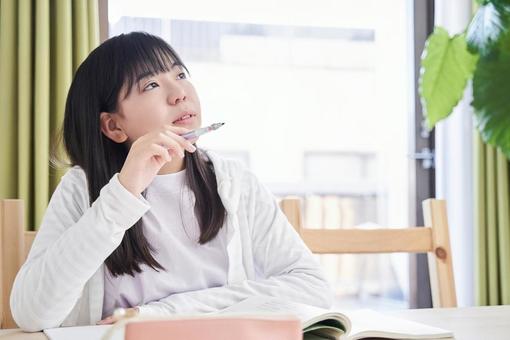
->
[220, 297, 453, 340]
[345, 309, 453, 340]
[219, 296, 349, 331]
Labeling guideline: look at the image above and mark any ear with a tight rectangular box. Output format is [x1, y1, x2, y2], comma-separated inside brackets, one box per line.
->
[100, 112, 128, 143]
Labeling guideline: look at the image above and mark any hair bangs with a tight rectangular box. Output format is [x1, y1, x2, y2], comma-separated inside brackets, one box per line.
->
[118, 32, 189, 98]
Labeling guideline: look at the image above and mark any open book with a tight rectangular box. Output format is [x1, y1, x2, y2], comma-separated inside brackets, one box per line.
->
[218, 296, 454, 340]
[43, 296, 454, 340]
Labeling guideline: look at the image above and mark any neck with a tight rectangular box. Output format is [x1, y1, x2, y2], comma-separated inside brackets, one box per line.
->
[157, 155, 186, 175]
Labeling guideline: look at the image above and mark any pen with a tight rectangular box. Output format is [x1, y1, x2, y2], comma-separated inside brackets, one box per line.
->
[181, 122, 225, 140]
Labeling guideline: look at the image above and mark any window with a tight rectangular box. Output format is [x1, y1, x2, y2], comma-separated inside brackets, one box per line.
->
[109, 0, 413, 309]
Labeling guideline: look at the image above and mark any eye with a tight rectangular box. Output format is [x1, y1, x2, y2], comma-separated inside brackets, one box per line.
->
[177, 72, 188, 80]
[143, 81, 159, 91]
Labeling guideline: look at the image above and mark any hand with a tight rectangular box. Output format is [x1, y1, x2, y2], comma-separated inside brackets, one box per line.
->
[96, 307, 140, 325]
[118, 125, 197, 197]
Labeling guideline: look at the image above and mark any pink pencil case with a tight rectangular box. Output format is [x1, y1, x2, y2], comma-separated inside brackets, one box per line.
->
[123, 316, 302, 340]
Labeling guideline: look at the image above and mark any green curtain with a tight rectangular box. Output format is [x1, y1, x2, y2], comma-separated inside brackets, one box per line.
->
[0, 0, 100, 229]
[475, 132, 510, 305]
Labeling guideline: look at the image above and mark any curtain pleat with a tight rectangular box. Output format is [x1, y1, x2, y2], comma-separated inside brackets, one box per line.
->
[0, 0, 100, 229]
[33, 0, 51, 227]
[88, 0, 99, 52]
[496, 151, 510, 303]
[50, 0, 72, 192]
[73, 0, 89, 68]
[17, 0, 34, 235]
[475, 131, 510, 305]
[475, 132, 487, 304]
[0, 0, 18, 201]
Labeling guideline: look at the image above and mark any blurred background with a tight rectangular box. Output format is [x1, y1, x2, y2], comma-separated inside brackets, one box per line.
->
[109, 0, 415, 310]
[3, 0, 507, 314]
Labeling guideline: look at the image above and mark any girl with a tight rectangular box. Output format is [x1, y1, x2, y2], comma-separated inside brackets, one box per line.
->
[10, 32, 333, 332]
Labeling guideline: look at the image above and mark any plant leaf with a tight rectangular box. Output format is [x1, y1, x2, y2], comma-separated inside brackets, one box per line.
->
[491, 0, 510, 6]
[466, 3, 509, 55]
[472, 32, 510, 158]
[419, 27, 478, 129]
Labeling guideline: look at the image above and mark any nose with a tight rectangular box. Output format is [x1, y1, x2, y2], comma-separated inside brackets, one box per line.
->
[167, 84, 186, 105]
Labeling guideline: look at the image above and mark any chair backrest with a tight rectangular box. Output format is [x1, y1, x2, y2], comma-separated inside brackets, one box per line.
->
[279, 197, 457, 308]
[0, 199, 36, 329]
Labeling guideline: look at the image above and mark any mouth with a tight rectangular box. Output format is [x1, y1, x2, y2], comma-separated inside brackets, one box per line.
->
[173, 111, 197, 124]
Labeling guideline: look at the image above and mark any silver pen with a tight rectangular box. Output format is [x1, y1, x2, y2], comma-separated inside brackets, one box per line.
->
[181, 122, 225, 140]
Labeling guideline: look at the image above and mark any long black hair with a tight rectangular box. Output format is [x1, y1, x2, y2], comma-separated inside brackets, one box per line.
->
[59, 32, 226, 277]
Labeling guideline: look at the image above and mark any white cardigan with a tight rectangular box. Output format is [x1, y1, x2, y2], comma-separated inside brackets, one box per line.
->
[10, 150, 333, 332]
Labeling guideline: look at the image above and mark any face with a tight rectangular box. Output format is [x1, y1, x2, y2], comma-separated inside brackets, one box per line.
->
[101, 62, 202, 144]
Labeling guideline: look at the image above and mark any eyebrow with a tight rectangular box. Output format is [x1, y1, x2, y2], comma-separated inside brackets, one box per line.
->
[135, 63, 182, 84]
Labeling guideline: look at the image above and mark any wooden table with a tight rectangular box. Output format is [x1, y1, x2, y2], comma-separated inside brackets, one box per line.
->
[389, 305, 510, 340]
[1, 305, 509, 339]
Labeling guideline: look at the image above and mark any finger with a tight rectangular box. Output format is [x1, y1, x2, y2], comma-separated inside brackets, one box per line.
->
[162, 125, 195, 146]
[163, 130, 196, 153]
[155, 133, 186, 158]
[185, 136, 199, 145]
[150, 144, 173, 163]
[167, 148, 182, 159]
[96, 316, 116, 325]
[160, 146, 180, 160]
[158, 144, 175, 162]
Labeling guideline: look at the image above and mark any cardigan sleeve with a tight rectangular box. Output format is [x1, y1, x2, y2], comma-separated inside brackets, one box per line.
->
[9, 167, 150, 332]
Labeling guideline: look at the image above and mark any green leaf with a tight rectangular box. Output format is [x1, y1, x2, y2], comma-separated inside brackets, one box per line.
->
[472, 33, 510, 158]
[466, 3, 509, 55]
[419, 27, 478, 129]
[491, 0, 510, 6]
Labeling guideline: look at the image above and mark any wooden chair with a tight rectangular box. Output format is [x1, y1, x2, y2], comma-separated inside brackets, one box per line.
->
[279, 197, 457, 308]
[0, 197, 456, 328]
[0, 199, 36, 329]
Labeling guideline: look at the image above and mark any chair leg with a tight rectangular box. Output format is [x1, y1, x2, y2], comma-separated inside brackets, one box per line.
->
[0, 199, 25, 328]
[423, 199, 457, 308]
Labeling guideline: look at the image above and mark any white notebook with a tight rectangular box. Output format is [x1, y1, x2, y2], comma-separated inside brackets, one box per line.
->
[44, 325, 117, 340]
